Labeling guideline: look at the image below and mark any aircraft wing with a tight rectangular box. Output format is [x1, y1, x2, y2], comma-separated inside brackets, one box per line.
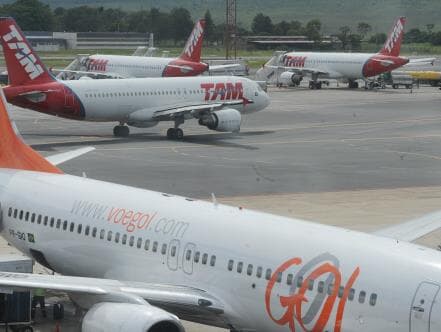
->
[128, 100, 252, 123]
[209, 64, 241, 71]
[407, 58, 436, 66]
[265, 64, 329, 76]
[373, 210, 441, 242]
[54, 69, 126, 80]
[0, 271, 225, 314]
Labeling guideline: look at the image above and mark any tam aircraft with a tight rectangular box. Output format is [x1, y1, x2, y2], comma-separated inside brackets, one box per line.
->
[59, 19, 239, 79]
[0, 18, 269, 139]
[257, 17, 433, 89]
[1, 67, 441, 332]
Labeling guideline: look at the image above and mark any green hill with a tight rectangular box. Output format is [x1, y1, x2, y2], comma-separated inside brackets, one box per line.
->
[1, 0, 440, 33]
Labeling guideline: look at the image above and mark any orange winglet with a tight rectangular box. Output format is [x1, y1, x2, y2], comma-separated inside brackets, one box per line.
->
[0, 91, 62, 174]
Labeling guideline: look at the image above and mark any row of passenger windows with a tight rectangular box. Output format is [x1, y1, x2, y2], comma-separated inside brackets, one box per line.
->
[228, 259, 378, 306]
[8, 207, 217, 267]
[84, 89, 204, 99]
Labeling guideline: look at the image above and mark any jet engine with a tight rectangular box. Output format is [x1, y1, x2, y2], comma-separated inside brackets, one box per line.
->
[198, 108, 241, 133]
[127, 120, 159, 128]
[82, 302, 185, 332]
[279, 71, 303, 86]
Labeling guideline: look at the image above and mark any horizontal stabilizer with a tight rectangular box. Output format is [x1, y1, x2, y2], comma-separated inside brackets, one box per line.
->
[46, 147, 95, 166]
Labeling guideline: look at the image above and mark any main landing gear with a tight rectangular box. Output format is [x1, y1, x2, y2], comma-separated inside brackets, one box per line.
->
[309, 80, 322, 89]
[348, 80, 359, 89]
[167, 118, 185, 140]
[113, 123, 130, 137]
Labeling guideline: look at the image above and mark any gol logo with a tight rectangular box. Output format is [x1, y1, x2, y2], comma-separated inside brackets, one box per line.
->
[184, 21, 204, 58]
[2, 25, 44, 80]
[383, 19, 404, 54]
[265, 253, 360, 332]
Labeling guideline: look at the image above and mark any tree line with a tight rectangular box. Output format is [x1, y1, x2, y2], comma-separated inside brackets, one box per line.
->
[2, 0, 441, 48]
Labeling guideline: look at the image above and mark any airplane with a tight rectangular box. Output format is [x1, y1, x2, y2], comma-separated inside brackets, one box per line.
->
[257, 17, 434, 90]
[57, 19, 240, 80]
[0, 17, 269, 139]
[1, 69, 441, 332]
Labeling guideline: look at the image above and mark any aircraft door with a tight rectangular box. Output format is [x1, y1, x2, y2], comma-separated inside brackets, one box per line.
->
[167, 239, 180, 271]
[182, 242, 196, 275]
[410, 282, 440, 332]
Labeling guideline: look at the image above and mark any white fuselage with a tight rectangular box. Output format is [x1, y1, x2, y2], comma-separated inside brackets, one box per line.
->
[1, 169, 441, 332]
[86, 55, 176, 78]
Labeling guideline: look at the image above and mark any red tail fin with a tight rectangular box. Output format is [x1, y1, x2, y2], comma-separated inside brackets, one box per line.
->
[179, 19, 206, 62]
[0, 17, 54, 86]
[379, 17, 406, 57]
[0, 89, 62, 173]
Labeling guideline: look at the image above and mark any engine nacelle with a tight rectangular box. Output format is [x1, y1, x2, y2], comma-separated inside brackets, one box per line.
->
[198, 108, 241, 133]
[279, 71, 303, 86]
[127, 121, 159, 128]
[82, 302, 185, 332]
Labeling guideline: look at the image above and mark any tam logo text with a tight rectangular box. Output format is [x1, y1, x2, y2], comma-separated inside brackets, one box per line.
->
[184, 21, 204, 58]
[84, 58, 109, 72]
[2, 25, 44, 80]
[201, 82, 243, 101]
[283, 55, 307, 68]
[384, 19, 404, 53]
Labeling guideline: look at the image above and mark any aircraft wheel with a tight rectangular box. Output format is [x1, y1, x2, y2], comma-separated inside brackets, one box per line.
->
[113, 125, 130, 137]
[175, 128, 184, 139]
[167, 128, 175, 139]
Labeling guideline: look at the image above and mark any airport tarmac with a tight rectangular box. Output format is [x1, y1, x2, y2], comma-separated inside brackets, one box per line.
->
[3, 84, 441, 331]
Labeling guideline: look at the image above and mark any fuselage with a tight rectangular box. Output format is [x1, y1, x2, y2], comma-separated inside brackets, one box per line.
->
[84, 54, 209, 78]
[3, 76, 268, 122]
[1, 169, 441, 332]
[280, 52, 409, 80]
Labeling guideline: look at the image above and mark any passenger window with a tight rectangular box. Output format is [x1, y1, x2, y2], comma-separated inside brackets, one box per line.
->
[100, 229, 105, 239]
[56, 219, 61, 229]
[202, 253, 208, 265]
[210, 256, 216, 267]
[13, 209, 17, 218]
[171, 246, 176, 257]
[161, 244, 167, 254]
[152, 241, 158, 252]
[144, 239, 150, 250]
[359, 291, 366, 304]
[92, 227, 97, 237]
[25, 212, 29, 221]
[137, 237, 142, 249]
[287, 274, 294, 285]
[228, 259, 234, 271]
[31, 213, 35, 222]
[277, 272, 283, 283]
[369, 293, 377, 306]
[265, 269, 272, 280]
[297, 276, 304, 288]
[328, 284, 334, 295]
[318, 281, 325, 293]
[115, 232, 120, 243]
[70, 223, 75, 232]
[36, 215, 42, 224]
[50, 218, 55, 228]
[121, 234, 126, 245]
[8, 208, 11, 217]
[63, 221, 68, 230]
[338, 286, 344, 298]
[129, 236, 134, 247]
[186, 250, 192, 261]
[194, 251, 200, 263]
[237, 262, 243, 273]
[256, 266, 262, 278]
[247, 264, 253, 276]
[349, 288, 355, 301]
[85, 225, 90, 236]
[19, 210, 23, 220]
[77, 224, 82, 234]
[107, 231, 112, 241]
[42, 216, 47, 225]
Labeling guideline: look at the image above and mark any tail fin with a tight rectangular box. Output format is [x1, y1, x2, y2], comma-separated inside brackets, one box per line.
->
[0, 17, 54, 86]
[0, 89, 62, 173]
[379, 17, 406, 57]
[179, 19, 206, 62]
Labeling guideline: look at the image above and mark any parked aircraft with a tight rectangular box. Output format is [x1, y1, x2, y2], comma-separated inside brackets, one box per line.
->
[59, 19, 239, 79]
[0, 18, 269, 138]
[257, 17, 433, 89]
[1, 72, 441, 331]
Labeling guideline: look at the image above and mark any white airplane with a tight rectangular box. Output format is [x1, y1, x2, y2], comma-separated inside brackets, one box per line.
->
[0, 17, 269, 139]
[257, 17, 434, 89]
[1, 70, 441, 332]
[58, 19, 239, 79]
